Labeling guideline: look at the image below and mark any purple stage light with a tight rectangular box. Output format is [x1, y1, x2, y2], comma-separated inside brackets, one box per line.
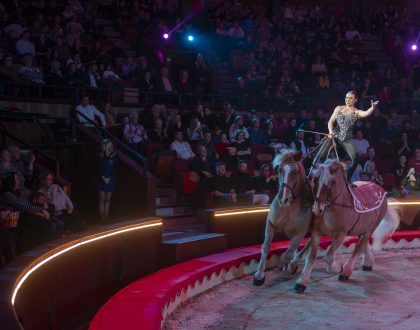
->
[163, 33, 169, 39]
[412, 44, 418, 51]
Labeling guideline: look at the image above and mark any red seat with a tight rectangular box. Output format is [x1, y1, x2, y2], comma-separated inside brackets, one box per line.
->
[382, 173, 397, 188]
[173, 159, 193, 187]
[377, 159, 396, 174]
[181, 171, 200, 194]
[251, 143, 269, 154]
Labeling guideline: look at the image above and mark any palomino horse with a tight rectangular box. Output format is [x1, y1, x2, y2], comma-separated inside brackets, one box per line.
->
[253, 150, 313, 286]
[295, 160, 400, 293]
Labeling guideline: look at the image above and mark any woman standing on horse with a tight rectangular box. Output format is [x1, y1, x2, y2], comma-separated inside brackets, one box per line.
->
[327, 91, 379, 181]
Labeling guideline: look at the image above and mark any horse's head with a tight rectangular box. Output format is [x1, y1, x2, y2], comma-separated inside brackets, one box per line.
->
[273, 150, 303, 205]
[311, 160, 346, 216]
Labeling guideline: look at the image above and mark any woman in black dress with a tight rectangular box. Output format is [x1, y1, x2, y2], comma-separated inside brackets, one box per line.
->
[98, 139, 117, 223]
[327, 91, 379, 181]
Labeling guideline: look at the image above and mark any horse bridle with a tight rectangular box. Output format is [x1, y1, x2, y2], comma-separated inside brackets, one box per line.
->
[314, 177, 354, 210]
[277, 162, 301, 203]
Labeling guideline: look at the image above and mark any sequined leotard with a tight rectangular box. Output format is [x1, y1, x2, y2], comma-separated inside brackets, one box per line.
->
[333, 111, 359, 181]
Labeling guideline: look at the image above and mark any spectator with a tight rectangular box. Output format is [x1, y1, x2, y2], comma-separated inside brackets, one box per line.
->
[290, 131, 310, 159]
[123, 112, 148, 154]
[232, 160, 269, 206]
[0, 172, 54, 251]
[18, 55, 44, 84]
[201, 131, 218, 160]
[170, 129, 195, 160]
[148, 118, 169, 145]
[396, 154, 409, 187]
[247, 117, 268, 145]
[379, 119, 396, 143]
[191, 54, 210, 94]
[230, 130, 252, 160]
[345, 24, 361, 41]
[38, 172, 86, 232]
[253, 163, 278, 201]
[82, 62, 101, 88]
[0, 56, 20, 82]
[186, 117, 204, 142]
[229, 116, 249, 140]
[0, 206, 18, 265]
[97, 139, 116, 223]
[208, 161, 237, 207]
[215, 132, 229, 160]
[103, 63, 121, 81]
[15, 30, 36, 57]
[409, 148, 420, 174]
[8, 145, 35, 188]
[354, 129, 370, 160]
[65, 62, 83, 86]
[190, 145, 215, 180]
[0, 147, 26, 190]
[102, 102, 116, 127]
[228, 21, 245, 38]
[46, 60, 66, 85]
[121, 56, 137, 78]
[394, 130, 413, 158]
[155, 66, 175, 93]
[177, 69, 192, 93]
[75, 96, 106, 128]
[167, 114, 185, 141]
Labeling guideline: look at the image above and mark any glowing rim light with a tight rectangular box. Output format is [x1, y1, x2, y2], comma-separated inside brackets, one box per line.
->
[214, 201, 420, 217]
[11, 221, 162, 305]
[163, 33, 169, 39]
[187, 35, 194, 41]
[412, 44, 418, 51]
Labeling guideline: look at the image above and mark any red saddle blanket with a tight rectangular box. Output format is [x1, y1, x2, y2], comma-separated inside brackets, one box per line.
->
[348, 181, 387, 213]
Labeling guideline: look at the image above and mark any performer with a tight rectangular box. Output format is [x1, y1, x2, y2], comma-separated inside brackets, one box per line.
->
[327, 91, 379, 181]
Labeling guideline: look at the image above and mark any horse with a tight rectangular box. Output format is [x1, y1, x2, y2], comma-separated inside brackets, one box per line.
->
[253, 149, 313, 286]
[295, 159, 401, 293]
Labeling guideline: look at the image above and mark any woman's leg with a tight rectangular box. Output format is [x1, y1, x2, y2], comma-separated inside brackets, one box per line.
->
[99, 191, 106, 222]
[104, 192, 112, 221]
[341, 140, 359, 181]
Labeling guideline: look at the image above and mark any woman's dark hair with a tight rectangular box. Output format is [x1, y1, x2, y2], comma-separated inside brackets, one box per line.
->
[1, 171, 18, 193]
[346, 90, 358, 98]
[259, 163, 270, 176]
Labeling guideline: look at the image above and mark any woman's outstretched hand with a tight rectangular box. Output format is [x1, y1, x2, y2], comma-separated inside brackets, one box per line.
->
[371, 100, 379, 109]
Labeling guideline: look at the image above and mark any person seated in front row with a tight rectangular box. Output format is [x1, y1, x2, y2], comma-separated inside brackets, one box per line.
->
[38, 172, 87, 232]
[208, 162, 237, 207]
[170, 129, 195, 160]
[30, 191, 63, 239]
[232, 161, 269, 206]
[252, 163, 278, 202]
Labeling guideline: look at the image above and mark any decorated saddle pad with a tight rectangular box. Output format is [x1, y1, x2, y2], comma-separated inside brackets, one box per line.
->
[347, 181, 387, 213]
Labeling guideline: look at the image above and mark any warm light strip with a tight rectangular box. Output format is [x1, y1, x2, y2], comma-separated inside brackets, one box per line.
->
[11, 221, 162, 305]
[389, 201, 420, 205]
[215, 208, 270, 217]
[214, 201, 420, 218]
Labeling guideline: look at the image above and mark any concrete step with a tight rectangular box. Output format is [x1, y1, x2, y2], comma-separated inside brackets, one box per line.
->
[160, 232, 227, 266]
[155, 195, 174, 207]
[156, 205, 192, 217]
[163, 214, 199, 231]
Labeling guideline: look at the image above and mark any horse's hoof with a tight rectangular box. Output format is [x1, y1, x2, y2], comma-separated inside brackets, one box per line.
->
[338, 275, 349, 282]
[294, 283, 307, 293]
[362, 266, 373, 271]
[289, 265, 298, 275]
[253, 275, 265, 286]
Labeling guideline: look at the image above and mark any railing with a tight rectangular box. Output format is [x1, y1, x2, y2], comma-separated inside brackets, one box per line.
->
[0, 122, 61, 177]
[75, 110, 148, 172]
[1, 80, 418, 112]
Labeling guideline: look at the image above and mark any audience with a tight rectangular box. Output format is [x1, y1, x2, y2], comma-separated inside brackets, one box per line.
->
[170, 130, 195, 160]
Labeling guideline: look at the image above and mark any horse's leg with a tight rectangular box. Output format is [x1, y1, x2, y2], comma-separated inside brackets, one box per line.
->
[340, 233, 370, 280]
[253, 219, 275, 286]
[361, 241, 374, 271]
[280, 234, 304, 273]
[325, 232, 347, 273]
[289, 238, 311, 274]
[295, 231, 321, 293]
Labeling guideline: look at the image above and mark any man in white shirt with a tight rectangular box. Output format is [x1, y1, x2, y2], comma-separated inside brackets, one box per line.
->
[15, 30, 36, 57]
[75, 96, 106, 127]
[170, 130, 195, 160]
[345, 24, 362, 41]
[354, 129, 370, 159]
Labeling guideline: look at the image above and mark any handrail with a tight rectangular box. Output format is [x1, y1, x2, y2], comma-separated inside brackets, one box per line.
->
[1, 80, 418, 111]
[0, 125, 61, 177]
[75, 110, 148, 172]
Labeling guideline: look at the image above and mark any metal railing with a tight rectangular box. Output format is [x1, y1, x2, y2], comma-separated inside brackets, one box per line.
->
[75, 110, 148, 172]
[1, 80, 419, 112]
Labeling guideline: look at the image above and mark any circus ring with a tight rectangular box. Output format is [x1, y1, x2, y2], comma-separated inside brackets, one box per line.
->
[90, 199, 420, 330]
[0, 200, 419, 330]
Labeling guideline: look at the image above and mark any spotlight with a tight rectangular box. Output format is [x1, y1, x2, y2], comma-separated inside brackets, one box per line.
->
[163, 33, 169, 39]
[411, 44, 418, 51]
[187, 35, 194, 42]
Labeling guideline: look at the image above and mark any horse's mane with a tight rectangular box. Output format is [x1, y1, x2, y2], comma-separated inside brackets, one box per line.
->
[272, 148, 299, 169]
[312, 159, 347, 177]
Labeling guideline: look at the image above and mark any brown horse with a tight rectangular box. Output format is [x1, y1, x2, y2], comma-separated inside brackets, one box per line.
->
[253, 149, 313, 286]
[295, 160, 400, 293]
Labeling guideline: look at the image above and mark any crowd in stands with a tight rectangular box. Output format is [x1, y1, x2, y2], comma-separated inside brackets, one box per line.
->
[0, 144, 86, 268]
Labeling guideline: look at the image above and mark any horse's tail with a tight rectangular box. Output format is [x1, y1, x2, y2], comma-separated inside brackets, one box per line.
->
[371, 198, 401, 252]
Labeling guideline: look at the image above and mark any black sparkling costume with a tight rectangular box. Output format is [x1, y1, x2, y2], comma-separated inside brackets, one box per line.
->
[333, 112, 359, 181]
